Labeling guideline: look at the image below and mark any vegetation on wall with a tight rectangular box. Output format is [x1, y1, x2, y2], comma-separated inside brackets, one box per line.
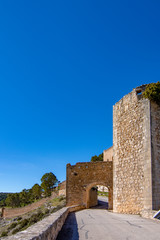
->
[91, 153, 103, 162]
[0, 172, 58, 208]
[143, 82, 160, 105]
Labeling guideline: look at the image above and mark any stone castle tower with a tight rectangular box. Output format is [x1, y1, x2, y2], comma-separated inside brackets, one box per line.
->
[66, 84, 160, 215]
[113, 85, 160, 215]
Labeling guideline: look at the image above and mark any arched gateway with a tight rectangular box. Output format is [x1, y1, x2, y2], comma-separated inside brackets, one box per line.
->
[66, 161, 113, 209]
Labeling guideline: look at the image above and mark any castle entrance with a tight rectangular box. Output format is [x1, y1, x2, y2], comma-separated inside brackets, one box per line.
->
[85, 183, 110, 209]
[66, 161, 113, 209]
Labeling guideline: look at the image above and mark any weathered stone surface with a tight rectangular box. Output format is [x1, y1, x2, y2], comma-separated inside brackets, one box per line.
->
[58, 181, 66, 196]
[113, 85, 160, 214]
[88, 188, 98, 207]
[103, 146, 113, 162]
[151, 102, 160, 210]
[66, 161, 113, 209]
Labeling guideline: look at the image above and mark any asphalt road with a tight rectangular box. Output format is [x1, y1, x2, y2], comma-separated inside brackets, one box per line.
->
[57, 199, 160, 240]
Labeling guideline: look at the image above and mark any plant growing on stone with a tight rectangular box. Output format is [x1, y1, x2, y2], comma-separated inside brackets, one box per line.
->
[143, 82, 160, 105]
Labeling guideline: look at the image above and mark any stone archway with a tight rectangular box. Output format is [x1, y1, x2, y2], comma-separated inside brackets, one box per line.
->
[66, 161, 113, 209]
[85, 182, 112, 209]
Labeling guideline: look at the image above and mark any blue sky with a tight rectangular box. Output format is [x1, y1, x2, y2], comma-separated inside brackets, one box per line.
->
[0, 0, 160, 192]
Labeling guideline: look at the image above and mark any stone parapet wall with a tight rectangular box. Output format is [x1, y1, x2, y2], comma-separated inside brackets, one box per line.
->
[2, 205, 84, 240]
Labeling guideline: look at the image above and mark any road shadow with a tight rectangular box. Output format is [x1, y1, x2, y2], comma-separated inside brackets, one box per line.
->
[90, 199, 108, 209]
[56, 212, 79, 240]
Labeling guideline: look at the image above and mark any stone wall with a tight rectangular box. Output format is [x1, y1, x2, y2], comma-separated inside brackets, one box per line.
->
[103, 146, 113, 162]
[113, 86, 152, 214]
[151, 102, 160, 210]
[88, 188, 98, 207]
[58, 181, 66, 196]
[66, 161, 113, 209]
[3, 205, 84, 240]
[113, 85, 160, 214]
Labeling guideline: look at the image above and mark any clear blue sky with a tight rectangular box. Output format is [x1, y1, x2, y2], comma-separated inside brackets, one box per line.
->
[0, 0, 160, 192]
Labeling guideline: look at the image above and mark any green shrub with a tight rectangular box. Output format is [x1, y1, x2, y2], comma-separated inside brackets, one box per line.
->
[59, 196, 65, 201]
[143, 82, 160, 105]
[36, 210, 44, 219]
[1, 231, 8, 237]
[44, 208, 50, 215]
[28, 214, 39, 224]
[8, 222, 18, 230]
[28, 211, 44, 225]
[12, 227, 20, 234]
[17, 216, 22, 221]
[50, 207, 57, 213]
[19, 218, 29, 228]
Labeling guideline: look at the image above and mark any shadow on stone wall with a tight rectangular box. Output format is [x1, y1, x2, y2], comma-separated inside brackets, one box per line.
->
[90, 197, 108, 209]
[57, 212, 79, 240]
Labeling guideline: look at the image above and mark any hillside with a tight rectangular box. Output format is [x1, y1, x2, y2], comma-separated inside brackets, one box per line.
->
[0, 195, 66, 238]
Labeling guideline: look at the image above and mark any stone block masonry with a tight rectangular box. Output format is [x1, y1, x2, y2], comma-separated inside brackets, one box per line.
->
[103, 146, 113, 162]
[113, 85, 160, 214]
[88, 187, 98, 207]
[151, 102, 160, 210]
[66, 161, 113, 209]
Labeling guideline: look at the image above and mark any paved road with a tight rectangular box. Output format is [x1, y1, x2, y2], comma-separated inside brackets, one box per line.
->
[57, 203, 160, 240]
[96, 196, 108, 209]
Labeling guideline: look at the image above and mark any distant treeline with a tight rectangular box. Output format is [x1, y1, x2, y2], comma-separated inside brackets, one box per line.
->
[0, 193, 9, 202]
[90, 153, 103, 162]
[0, 172, 58, 208]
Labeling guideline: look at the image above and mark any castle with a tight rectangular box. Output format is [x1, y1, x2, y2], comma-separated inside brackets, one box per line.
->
[66, 84, 160, 216]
